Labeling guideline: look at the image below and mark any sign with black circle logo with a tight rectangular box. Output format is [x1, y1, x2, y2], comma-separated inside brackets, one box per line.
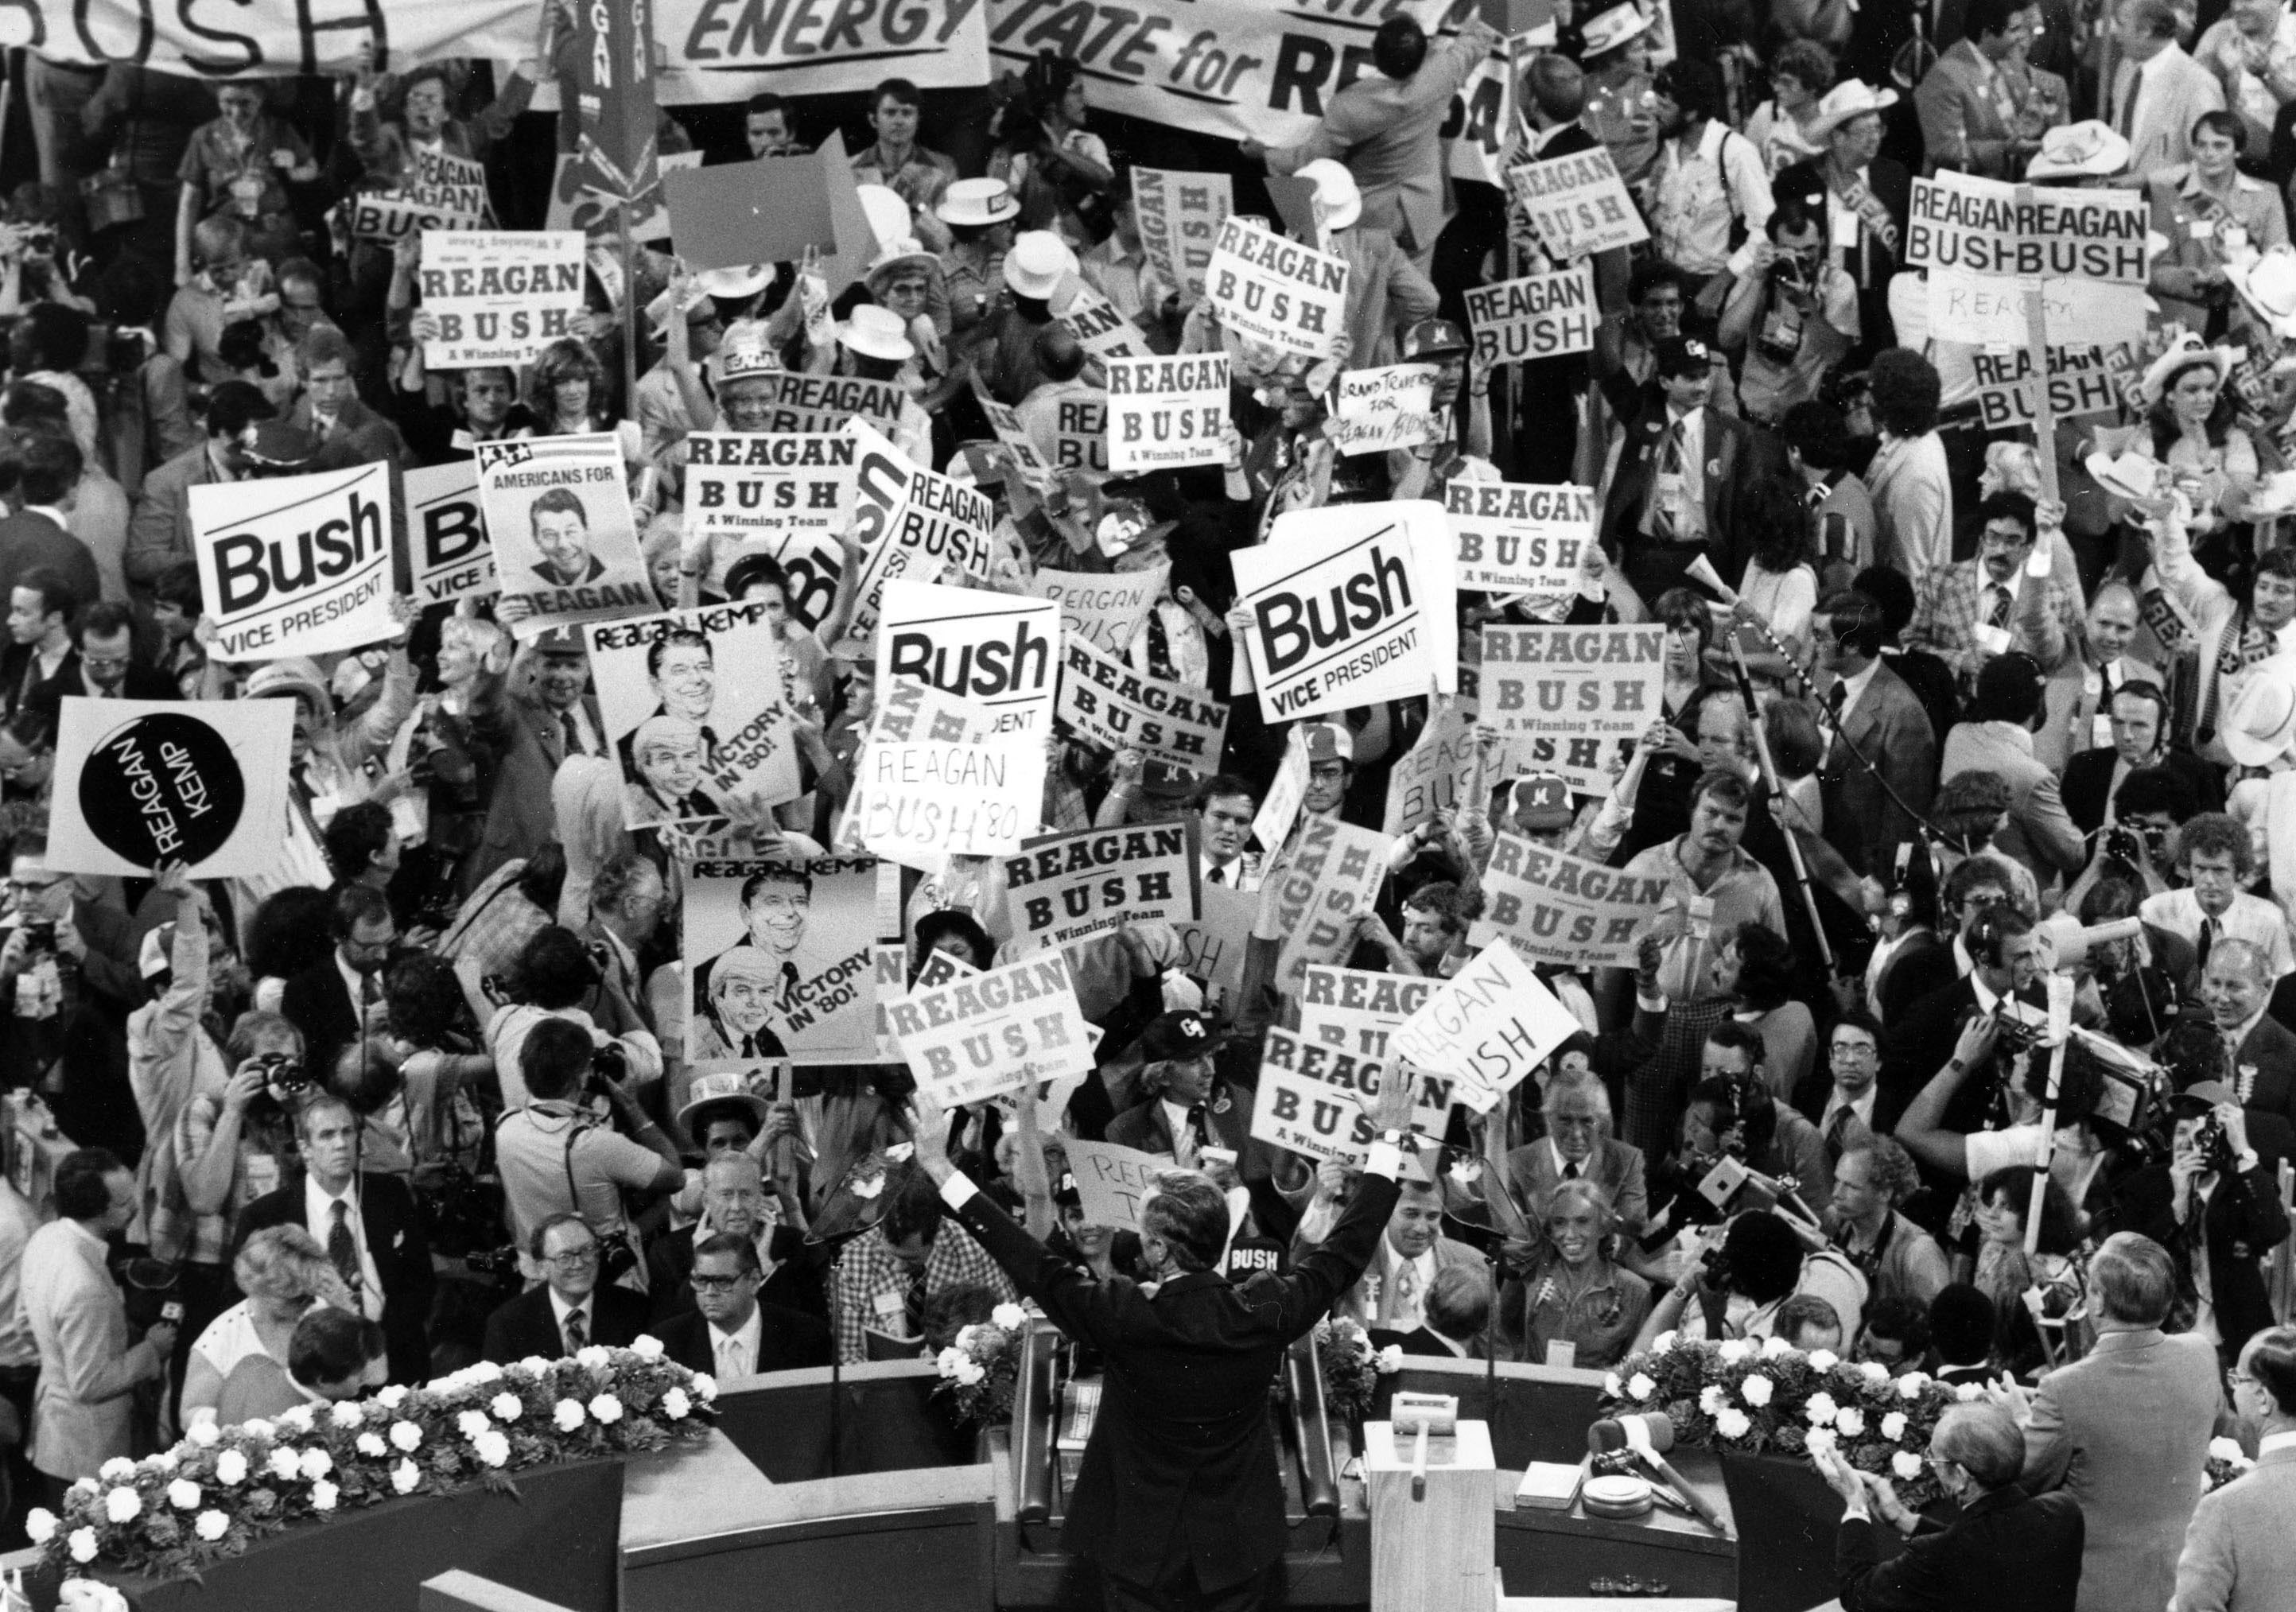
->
[46, 699, 294, 877]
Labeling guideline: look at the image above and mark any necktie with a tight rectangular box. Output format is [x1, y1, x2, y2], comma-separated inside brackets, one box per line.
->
[1389, 1258, 1418, 1325]
[560, 712, 585, 759]
[328, 1199, 363, 1303]
[1988, 585, 2012, 631]
[2197, 917, 2216, 973]
[1826, 681, 1847, 720]
[1825, 1105, 1853, 1163]
[1562, 1159, 1581, 1180]
[1185, 1102, 1209, 1164]
[1651, 422, 1684, 539]
[716, 1334, 750, 1380]
[2118, 64, 2142, 139]
[563, 1307, 588, 1355]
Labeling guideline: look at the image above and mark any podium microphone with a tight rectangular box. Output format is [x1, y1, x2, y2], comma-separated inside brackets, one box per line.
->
[1588, 1412, 1731, 1536]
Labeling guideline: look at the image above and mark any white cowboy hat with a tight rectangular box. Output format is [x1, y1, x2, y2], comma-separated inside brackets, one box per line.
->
[2244, 468, 2296, 518]
[2082, 449, 2166, 503]
[1807, 80, 1899, 140]
[857, 183, 911, 252]
[2227, 246, 2296, 338]
[2139, 334, 2236, 406]
[1577, 2, 1652, 56]
[1003, 230, 1076, 299]
[695, 264, 772, 301]
[866, 236, 940, 283]
[2222, 662, 2296, 767]
[936, 177, 1020, 229]
[2025, 120, 2130, 180]
[837, 302, 915, 363]
[676, 1068, 772, 1130]
[643, 279, 713, 336]
[1295, 158, 1362, 231]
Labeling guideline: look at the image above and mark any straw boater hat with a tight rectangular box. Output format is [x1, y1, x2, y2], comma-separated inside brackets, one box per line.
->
[2139, 333, 2236, 406]
[1576, 2, 1652, 56]
[1296, 159, 1362, 231]
[2228, 246, 2296, 339]
[936, 177, 1020, 228]
[713, 319, 782, 387]
[2221, 662, 2296, 767]
[1003, 231, 1076, 299]
[2025, 120, 2130, 180]
[837, 304, 915, 363]
[867, 236, 940, 285]
[1806, 80, 1899, 140]
[677, 1068, 772, 1131]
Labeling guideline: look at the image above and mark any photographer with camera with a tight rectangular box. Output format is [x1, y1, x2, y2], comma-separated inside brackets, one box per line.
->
[494, 1018, 684, 1293]
[1719, 199, 1860, 425]
[1630, 1206, 1869, 1352]
[468, 925, 660, 1113]
[2106, 1083, 2288, 1359]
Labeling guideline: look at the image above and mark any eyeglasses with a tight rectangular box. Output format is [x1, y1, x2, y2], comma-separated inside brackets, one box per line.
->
[8, 876, 63, 895]
[80, 655, 131, 672]
[690, 1272, 747, 1293]
[1830, 1042, 1878, 1059]
[543, 1245, 600, 1268]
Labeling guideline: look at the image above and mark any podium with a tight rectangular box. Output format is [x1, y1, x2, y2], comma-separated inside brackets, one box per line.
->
[1365, 1418, 1495, 1612]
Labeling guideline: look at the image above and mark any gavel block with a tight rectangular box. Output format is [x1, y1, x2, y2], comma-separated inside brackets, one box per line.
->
[1366, 1415, 1495, 1612]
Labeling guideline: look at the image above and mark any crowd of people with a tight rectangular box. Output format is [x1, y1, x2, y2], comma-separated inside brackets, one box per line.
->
[5, 0, 2296, 1606]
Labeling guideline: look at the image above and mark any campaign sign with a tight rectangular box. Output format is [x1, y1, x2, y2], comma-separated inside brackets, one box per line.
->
[1299, 965, 1434, 1062]
[476, 435, 656, 639]
[1386, 941, 1581, 1113]
[843, 420, 999, 646]
[1381, 699, 1476, 837]
[876, 578, 1060, 736]
[1255, 815, 1393, 1000]
[418, 231, 586, 369]
[191, 460, 397, 662]
[1174, 882, 1254, 1018]
[585, 604, 802, 829]
[1971, 345, 2123, 430]
[1055, 632, 1230, 771]
[1053, 274, 1157, 360]
[1029, 566, 1167, 657]
[1132, 166, 1233, 304]
[1505, 146, 1649, 261]
[684, 432, 858, 547]
[1002, 820, 1202, 950]
[1329, 364, 1443, 457]
[684, 856, 879, 1066]
[1250, 1063, 1376, 1165]
[47, 698, 293, 878]
[1906, 170, 2149, 347]
[1261, 1024, 1458, 1139]
[705, 530, 845, 631]
[1235, 502, 1452, 721]
[1060, 1136, 1171, 1230]
[749, 373, 906, 437]
[405, 460, 496, 609]
[1105, 354, 1229, 472]
[1463, 262, 1597, 366]
[845, 739, 1047, 868]
[885, 950, 1094, 1107]
[970, 383, 1057, 487]
[1048, 394, 1111, 475]
[1468, 830, 1670, 971]
[1445, 479, 1597, 594]
[1205, 216, 1349, 359]
[1481, 623, 1666, 796]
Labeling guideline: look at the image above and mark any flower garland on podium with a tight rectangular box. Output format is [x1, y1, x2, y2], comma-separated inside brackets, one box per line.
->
[23, 1342, 717, 1579]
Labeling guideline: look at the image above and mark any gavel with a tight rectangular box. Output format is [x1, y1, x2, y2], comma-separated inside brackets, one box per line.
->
[1392, 1392, 1458, 1502]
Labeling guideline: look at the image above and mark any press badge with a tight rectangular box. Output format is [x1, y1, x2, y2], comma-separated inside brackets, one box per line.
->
[1831, 210, 1860, 250]
[2084, 670, 2114, 749]
[872, 1289, 907, 1330]
[1653, 471, 1685, 526]
[1544, 1341, 1578, 1369]
[2188, 218, 2214, 239]
[1688, 895, 1715, 941]
[1974, 623, 2013, 656]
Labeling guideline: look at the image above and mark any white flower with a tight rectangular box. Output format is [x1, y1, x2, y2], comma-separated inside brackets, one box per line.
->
[1893, 1451, 1925, 1480]
[187, 1422, 221, 1447]
[68, 1528, 97, 1565]
[992, 1302, 1028, 1330]
[25, 1508, 57, 1544]
[99, 1459, 135, 1484]
[148, 1453, 177, 1474]
[275, 1404, 316, 1435]
[630, 1334, 664, 1361]
[575, 1346, 611, 1372]
[299, 1450, 331, 1482]
[662, 1388, 691, 1421]
[166, 1479, 200, 1512]
[1895, 1371, 1932, 1398]
[1651, 1330, 1679, 1354]
[193, 1510, 229, 1543]
[457, 1410, 491, 1441]
[1805, 1426, 1839, 1457]
[377, 1385, 410, 1409]
[1627, 1373, 1657, 1401]
[1805, 1393, 1840, 1425]
[588, 1393, 623, 1425]
[953, 1358, 985, 1388]
[1718, 1339, 1753, 1364]
[389, 1421, 422, 1453]
[267, 1447, 301, 1482]
[1714, 1408, 1752, 1439]
[58, 1579, 129, 1612]
[309, 1479, 339, 1512]
[491, 1392, 523, 1422]
[1836, 1408, 1866, 1438]
[1881, 1412, 1908, 1442]
[1602, 1372, 1623, 1398]
[103, 1486, 140, 1525]
[1955, 1382, 1983, 1402]
[515, 1358, 552, 1377]
[390, 1460, 420, 1496]
[1376, 1345, 1404, 1374]
[554, 1399, 586, 1432]
[355, 1432, 387, 1459]
[2211, 1436, 2248, 1464]
[239, 1420, 275, 1442]
[1807, 1350, 1840, 1372]
[1859, 1361, 1891, 1385]
[1762, 1334, 1795, 1359]
[691, 1373, 717, 1402]
[473, 1431, 511, 1468]
[330, 1401, 364, 1429]
[954, 1324, 980, 1353]
[1698, 1385, 1725, 1415]
[1740, 1373, 1774, 1408]
[214, 1450, 248, 1487]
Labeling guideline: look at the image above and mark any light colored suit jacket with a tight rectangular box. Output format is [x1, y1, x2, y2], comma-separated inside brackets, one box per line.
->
[2113, 44, 2228, 184]
[1499, 1136, 1650, 1238]
[2173, 1443, 2296, 1612]
[1317, 1230, 1482, 1330]
[1941, 720, 2087, 881]
[1819, 659, 1940, 876]
[1865, 429, 1953, 576]
[1329, 224, 1442, 371]
[1916, 39, 2019, 176]
[22, 1218, 160, 1480]
[2022, 1327, 2223, 1612]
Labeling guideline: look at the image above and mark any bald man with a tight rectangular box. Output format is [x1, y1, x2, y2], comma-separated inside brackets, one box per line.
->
[2036, 581, 2161, 775]
[2201, 940, 2296, 1164]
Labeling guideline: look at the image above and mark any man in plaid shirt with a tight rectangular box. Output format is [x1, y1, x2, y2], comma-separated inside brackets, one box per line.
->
[831, 1163, 1015, 1363]
[1905, 491, 2082, 683]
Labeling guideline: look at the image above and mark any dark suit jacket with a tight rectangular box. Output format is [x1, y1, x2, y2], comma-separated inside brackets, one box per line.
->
[0, 643, 74, 718]
[951, 1164, 1401, 1588]
[0, 510, 101, 617]
[2119, 1159, 2291, 1354]
[1819, 660, 1938, 877]
[25, 660, 181, 717]
[1598, 397, 1761, 608]
[653, 1300, 832, 1377]
[480, 1282, 649, 1363]
[463, 681, 609, 896]
[1873, 930, 1955, 1028]
[1105, 1082, 1253, 1160]
[2236, 1015, 2296, 1151]
[1836, 1486, 2083, 1612]
[2061, 747, 2224, 837]
[645, 1223, 823, 1325]
[278, 957, 369, 1091]
[125, 441, 219, 589]
[234, 1171, 433, 1385]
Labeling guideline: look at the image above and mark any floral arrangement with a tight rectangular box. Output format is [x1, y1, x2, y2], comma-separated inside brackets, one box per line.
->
[933, 1302, 1030, 1426]
[2207, 1435, 2258, 1494]
[24, 1342, 716, 1580]
[1598, 1331, 1966, 1506]
[1314, 1317, 1402, 1421]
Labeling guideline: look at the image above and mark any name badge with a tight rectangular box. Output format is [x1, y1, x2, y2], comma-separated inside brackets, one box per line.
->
[1831, 210, 1861, 250]
[2188, 218, 2215, 239]
[1544, 1340, 1579, 1369]
[871, 1288, 907, 1324]
[1688, 895, 1715, 942]
[1653, 472, 1685, 522]
[1974, 623, 2013, 656]
[243, 1152, 280, 1200]
[2092, 713, 2115, 749]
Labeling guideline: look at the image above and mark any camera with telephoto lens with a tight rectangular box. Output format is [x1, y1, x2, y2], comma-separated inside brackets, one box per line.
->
[589, 1040, 628, 1086]
[2106, 819, 2169, 868]
[1770, 250, 1814, 300]
[21, 921, 54, 954]
[2193, 1111, 2240, 1175]
[1697, 1242, 1735, 1292]
[248, 1051, 307, 1100]
[461, 1245, 523, 1280]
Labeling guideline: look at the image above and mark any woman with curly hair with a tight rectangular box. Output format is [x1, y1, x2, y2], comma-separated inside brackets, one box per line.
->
[180, 1225, 355, 1426]
[1971, 1164, 2088, 1373]
[1746, 41, 1838, 175]
[1507, 1179, 1650, 1368]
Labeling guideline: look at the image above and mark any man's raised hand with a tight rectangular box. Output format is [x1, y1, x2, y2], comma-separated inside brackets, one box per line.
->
[1369, 1057, 1417, 1134]
[904, 1092, 956, 1184]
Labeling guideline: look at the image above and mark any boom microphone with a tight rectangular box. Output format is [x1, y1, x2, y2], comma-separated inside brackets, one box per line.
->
[1589, 1414, 1731, 1536]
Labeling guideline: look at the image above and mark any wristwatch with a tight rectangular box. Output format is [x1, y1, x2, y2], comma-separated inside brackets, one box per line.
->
[1377, 1128, 1412, 1148]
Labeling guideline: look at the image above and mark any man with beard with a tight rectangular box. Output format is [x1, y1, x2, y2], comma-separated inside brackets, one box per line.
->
[1607, 770, 1785, 1009]
[1641, 60, 1772, 292]
[279, 886, 398, 1104]
[1192, 774, 1261, 891]
[1906, 492, 2082, 686]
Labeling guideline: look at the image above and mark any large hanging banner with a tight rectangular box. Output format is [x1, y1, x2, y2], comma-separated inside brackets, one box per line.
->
[6, 0, 534, 75]
[418, 231, 586, 371]
[405, 460, 495, 610]
[190, 461, 396, 662]
[1206, 217, 1348, 359]
[1001, 820, 1202, 950]
[584, 604, 802, 829]
[45, 698, 293, 878]
[1904, 169, 2148, 348]
[886, 950, 1094, 1107]
[1468, 830, 1670, 972]
[1481, 623, 1665, 797]
[684, 433, 858, 547]
[684, 857, 880, 1066]
[1055, 632, 1230, 771]
[875, 578, 1059, 736]
[1446, 479, 1598, 594]
[475, 435, 656, 638]
[1130, 168, 1233, 305]
[1299, 964, 1431, 1063]
[1386, 940, 1581, 1113]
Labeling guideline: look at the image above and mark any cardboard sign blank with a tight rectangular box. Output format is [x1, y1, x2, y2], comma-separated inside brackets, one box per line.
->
[666, 153, 836, 271]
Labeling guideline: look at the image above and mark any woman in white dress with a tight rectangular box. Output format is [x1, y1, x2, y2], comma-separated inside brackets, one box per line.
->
[181, 1226, 354, 1426]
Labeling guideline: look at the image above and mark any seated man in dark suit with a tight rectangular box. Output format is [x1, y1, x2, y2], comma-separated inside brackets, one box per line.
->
[655, 1232, 831, 1380]
[482, 1212, 649, 1363]
[1381, 1263, 1492, 1359]
[1813, 1400, 2082, 1611]
[647, 1152, 819, 1323]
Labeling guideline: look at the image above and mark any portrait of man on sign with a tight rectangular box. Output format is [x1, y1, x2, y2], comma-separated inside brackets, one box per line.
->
[527, 487, 607, 588]
[692, 864, 814, 1059]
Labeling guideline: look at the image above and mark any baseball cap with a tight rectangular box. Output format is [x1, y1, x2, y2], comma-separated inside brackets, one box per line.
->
[1511, 771, 1575, 830]
[2170, 1079, 2236, 1111]
[1300, 722, 1354, 765]
[530, 625, 587, 656]
[1140, 1010, 1214, 1062]
[1140, 763, 1197, 801]
[1653, 336, 1711, 379]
